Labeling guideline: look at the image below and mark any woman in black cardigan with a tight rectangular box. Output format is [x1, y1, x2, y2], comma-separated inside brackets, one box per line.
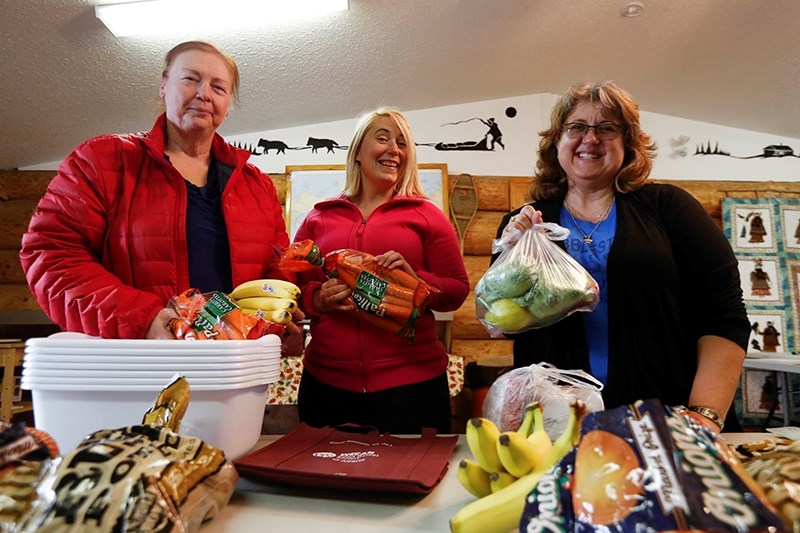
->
[495, 81, 749, 433]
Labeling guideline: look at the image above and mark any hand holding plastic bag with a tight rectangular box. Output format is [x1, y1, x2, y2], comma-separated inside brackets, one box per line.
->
[476, 222, 599, 337]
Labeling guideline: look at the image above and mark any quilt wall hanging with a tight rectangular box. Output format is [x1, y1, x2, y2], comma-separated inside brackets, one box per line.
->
[722, 196, 800, 424]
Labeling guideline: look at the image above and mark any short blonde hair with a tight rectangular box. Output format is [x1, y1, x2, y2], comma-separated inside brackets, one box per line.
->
[161, 40, 240, 107]
[343, 107, 424, 198]
[531, 80, 657, 200]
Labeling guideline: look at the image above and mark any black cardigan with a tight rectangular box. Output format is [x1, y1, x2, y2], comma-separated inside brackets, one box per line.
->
[493, 183, 750, 427]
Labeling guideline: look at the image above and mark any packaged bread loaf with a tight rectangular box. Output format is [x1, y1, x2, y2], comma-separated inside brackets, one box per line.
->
[0, 376, 237, 533]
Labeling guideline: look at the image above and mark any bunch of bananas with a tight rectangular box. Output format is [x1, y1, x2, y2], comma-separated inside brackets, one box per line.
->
[450, 401, 586, 533]
[230, 279, 301, 325]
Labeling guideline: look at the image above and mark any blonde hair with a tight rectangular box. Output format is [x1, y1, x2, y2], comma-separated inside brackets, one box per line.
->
[160, 40, 240, 108]
[530, 80, 657, 200]
[343, 107, 424, 198]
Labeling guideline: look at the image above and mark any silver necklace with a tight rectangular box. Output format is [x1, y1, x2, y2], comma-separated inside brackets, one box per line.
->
[565, 201, 612, 245]
[564, 198, 610, 221]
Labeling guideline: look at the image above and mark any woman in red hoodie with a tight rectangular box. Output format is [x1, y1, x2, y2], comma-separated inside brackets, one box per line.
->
[293, 107, 469, 434]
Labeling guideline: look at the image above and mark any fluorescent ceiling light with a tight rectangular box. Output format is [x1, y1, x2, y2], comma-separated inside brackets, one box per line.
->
[96, 0, 348, 37]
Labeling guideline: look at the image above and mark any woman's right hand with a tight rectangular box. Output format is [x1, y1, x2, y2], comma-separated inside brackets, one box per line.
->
[313, 278, 355, 314]
[502, 205, 543, 244]
[145, 307, 180, 339]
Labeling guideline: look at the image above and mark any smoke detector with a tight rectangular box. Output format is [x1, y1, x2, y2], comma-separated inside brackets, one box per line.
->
[621, 2, 644, 17]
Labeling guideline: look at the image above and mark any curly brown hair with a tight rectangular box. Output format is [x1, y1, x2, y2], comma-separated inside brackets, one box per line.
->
[530, 81, 657, 201]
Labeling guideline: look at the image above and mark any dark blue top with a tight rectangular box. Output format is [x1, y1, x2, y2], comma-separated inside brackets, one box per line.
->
[185, 157, 232, 293]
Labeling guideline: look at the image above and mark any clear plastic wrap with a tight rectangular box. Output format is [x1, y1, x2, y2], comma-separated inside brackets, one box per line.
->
[167, 288, 286, 340]
[482, 362, 604, 441]
[476, 223, 599, 338]
[521, 400, 788, 532]
[280, 240, 440, 341]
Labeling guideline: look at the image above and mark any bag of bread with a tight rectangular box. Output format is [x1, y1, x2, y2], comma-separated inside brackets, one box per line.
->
[734, 437, 800, 531]
[521, 399, 788, 532]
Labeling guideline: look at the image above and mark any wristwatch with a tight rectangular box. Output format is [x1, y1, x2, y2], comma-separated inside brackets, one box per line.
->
[687, 405, 725, 431]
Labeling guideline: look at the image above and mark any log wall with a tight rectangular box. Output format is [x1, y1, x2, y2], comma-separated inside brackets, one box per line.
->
[3, 170, 800, 356]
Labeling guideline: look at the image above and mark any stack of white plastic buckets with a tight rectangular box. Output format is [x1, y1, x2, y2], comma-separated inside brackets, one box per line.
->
[21, 332, 281, 460]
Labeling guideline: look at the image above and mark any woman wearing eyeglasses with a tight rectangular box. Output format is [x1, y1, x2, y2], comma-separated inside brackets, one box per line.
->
[494, 81, 748, 433]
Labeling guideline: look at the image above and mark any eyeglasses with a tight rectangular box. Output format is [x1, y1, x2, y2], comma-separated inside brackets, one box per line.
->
[562, 122, 626, 140]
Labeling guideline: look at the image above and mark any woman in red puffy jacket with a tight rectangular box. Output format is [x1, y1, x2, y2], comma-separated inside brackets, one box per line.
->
[20, 41, 303, 345]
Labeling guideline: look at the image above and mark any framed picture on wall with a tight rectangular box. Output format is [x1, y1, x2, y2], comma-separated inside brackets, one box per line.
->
[779, 204, 800, 252]
[742, 369, 784, 419]
[284, 163, 448, 240]
[746, 309, 787, 354]
[738, 256, 783, 305]
[725, 201, 776, 254]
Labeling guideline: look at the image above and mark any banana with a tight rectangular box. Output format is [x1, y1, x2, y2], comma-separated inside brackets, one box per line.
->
[465, 418, 505, 475]
[536, 400, 585, 471]
[526, 401, 553, 463]
[451, 467, 548, 533]
[235, 296, 297, 312]
[496, 431, 539, 478]
[261, 308, 292, 325]
[450, 401, 587, 533]
[488, 471, 517, 493]
[240, 307, 292, 325]
[231, 279, 301, 300]
[516, 401, 539, 437]
[456, 459, 492, 498]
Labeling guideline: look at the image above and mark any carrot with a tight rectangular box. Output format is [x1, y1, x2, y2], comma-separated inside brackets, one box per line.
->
[376, 299, 413, 323]
[380, 292, 413, 308]
[355, 306, 404, 335]
[383, 282, 416, 302]
[279, 239, 323, 272]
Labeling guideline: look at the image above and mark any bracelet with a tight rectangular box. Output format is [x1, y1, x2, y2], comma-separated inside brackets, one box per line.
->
[687, 405, 725, 431]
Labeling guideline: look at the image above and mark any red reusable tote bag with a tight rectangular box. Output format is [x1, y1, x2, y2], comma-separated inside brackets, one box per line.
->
[234, 423, 458, 495]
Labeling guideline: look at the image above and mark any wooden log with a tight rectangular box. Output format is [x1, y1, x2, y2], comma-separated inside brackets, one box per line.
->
[463, 255, 491, 290]
[473, 176, 510, 211]
[452, 291, 492, 340]
[0, 171, 55, 201]
[0, 250, 25, 284]
[450, 338, 513, 364]
[463, 211, 506, 256]
[0, 200, 37, 250]
[0, 284, 43, 312]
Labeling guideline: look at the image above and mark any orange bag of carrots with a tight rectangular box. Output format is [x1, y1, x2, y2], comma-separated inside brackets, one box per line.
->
[280, 240, 439, 342]
[167, 288, 286, 340]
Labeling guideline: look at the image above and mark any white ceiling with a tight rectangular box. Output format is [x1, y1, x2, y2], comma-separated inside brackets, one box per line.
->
[2, 0, 799, 171]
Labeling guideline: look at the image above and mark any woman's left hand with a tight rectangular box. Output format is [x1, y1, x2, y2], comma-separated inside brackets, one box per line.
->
[374, 250, 417, 279]
[281, 307, 306, 357]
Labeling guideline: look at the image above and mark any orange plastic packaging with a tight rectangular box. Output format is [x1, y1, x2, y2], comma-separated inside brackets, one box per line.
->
[167, 288, 286, 340]
[280, 240, 439, 341]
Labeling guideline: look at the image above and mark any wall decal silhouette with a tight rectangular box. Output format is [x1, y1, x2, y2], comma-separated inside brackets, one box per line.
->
[249, 137, 348, 156]
[418, 107, 517, 152]
[696, 142, 799, 159]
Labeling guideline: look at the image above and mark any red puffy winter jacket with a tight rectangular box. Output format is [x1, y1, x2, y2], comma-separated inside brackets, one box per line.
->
[20, 114, 289, 339]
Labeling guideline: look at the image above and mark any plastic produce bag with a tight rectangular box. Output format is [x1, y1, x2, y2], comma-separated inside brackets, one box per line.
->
[476, 222, 599, 337]
[482, 362, 604, 441]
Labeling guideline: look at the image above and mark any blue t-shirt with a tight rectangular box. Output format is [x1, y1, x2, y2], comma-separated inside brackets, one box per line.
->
[185, 158, 232, 293]
[559, 202, 616, 384]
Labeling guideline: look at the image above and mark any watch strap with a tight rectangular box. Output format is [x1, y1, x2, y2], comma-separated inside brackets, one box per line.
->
[687, 405, 725, 430]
